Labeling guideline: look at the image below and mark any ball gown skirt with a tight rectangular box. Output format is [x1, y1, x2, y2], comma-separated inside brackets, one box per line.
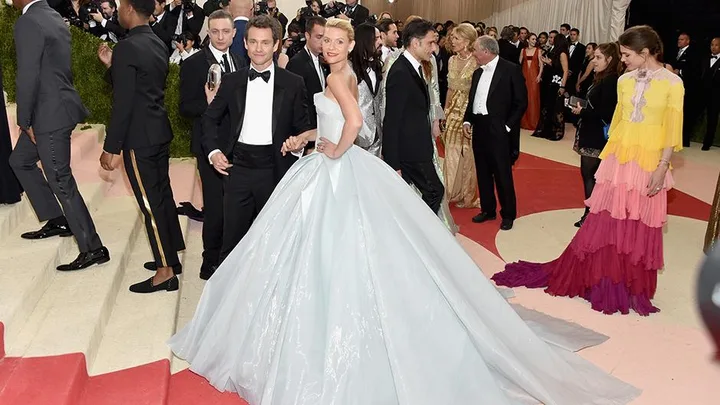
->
[169, 94, 639, 405]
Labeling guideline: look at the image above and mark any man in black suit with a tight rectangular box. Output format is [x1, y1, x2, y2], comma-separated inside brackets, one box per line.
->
[179, 10, 239, 280]
[286, 15, 327, 148]
[203, 15, 314, 262]
[10, 0, 108, 271]
[498, 26, 520, 65]
[383, 19, 444, 214]
[700, 37, 720, 151]
[566, 28, 586, 125]
[337, 0, 368, 27]
[150, 0, 178, 51]
[463, 36, 527, 231]
[98, 0, 185, 293]
[672, 32, 702, 147]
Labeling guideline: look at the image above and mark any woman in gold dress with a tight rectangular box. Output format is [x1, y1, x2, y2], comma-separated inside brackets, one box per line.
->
[705, 173, 720, 253]
[442, 23, 480, 208]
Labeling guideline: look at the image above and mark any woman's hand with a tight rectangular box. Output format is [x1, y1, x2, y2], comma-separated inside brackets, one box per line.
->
[535, 75, 542, 83]
[281, 136, 308, 156]
[647, 164, 668, 197]
[557, 86, 566, 97]
[317, 137, 340, 159]
[571, 102, 582, 115]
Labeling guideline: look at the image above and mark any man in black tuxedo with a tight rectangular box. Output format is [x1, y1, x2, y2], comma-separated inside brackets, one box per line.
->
[203, 15, 314, 262]
[179, 10, 240, 279]
[286, 15, 327, 149]
[498, 26, 520, 65]
[383, 19, 444, 214]
[10, 0, 108, 271]
[463, 36, 527, 231]
[150, 0, 178, 51]
[672, 32, 702, 147]
[98, 0, 185, 293]
[700, 38, 720, 151]
[566, 28, 585, 95]
[336, 0, 368, 27]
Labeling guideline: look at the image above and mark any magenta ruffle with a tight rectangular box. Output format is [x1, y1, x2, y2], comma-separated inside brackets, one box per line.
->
[493, 211, 663, 316]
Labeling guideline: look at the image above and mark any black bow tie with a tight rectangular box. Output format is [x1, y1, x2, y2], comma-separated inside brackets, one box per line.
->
[712, 55, 718, 59]
[249, 69, 271, 83]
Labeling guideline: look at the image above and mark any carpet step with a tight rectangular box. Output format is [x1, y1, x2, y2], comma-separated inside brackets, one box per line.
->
[10, 198, 142, 370]
[0, 357, 20, 394]
[168, 369, 248, 405]
[79, 360, 171, 405]
[91, 161, 199, 376]
[0, 353, 87, 405]
[0, 196, 32, 245]
[0, 183, 106, 351]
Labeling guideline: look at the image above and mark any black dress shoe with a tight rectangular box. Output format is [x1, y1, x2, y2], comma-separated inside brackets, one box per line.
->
[500, 219, 514, 231]
[129, 276, 179, 293]
[702, 145, 711, 151]
[57, 247, 110, 271]
[472, 212, 497, 223]
[200, 264, 217, 281]
[144, 261, 183, 275]
[21, 222, 73, 240]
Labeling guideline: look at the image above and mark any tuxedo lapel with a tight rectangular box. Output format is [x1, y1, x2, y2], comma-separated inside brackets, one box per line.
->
[468, 68, 481, 108]
[235, 69, 249, 136]
[399, 55, 429, 102]
[487, 62, 504, 100]
[272, 69, 286, 138]
[303, 49, 323, 90]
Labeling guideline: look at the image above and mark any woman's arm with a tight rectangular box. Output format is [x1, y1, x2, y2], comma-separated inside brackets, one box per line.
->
[559, 52, 569, 89]
[576, 59, 594, 91]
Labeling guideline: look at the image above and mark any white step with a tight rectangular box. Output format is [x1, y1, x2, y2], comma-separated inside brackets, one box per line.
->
[9, 196, 143, 367]
[0, 183, 106, 349]
[0, 196, 33, 242]
[90, 161, 199, 375]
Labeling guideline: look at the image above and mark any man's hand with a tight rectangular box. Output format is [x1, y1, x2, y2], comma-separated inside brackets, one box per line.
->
[24, 127, 36, 144]
[462, 123, 472, 137]
[90, 12, 104, 23]
[175, 41, 186, 53]
[100, 151, 121, 171]
[210, 152, 233, 175]
[281, 136, 308, 156]
[337, 13, 350, 21]
[98, 43, 113, 68]
[432, 119, 441, 140]
[205, 83, 219, 104]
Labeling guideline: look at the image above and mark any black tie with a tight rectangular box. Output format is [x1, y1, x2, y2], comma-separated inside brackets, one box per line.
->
[249, 69, 271, 83]
[222, 54, 232, 74]
[417, 65, 425, 82]
[712, 55, 718, 60]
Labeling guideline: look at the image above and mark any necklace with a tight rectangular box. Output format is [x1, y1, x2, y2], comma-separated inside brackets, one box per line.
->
[457, 52, 472, 61]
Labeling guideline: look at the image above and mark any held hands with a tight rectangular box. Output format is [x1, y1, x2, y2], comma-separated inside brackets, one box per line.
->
[317, 137, 340, 159]
[98, 43, 113, 68]
[210, 152, 233, 175]
[647, 162, 668, 197]
[280, 136, 308, 156]
[99, 151, 121, 171]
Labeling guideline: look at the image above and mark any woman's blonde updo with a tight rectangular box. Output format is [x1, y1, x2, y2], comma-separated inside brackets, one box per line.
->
[325, 18, 355, 41]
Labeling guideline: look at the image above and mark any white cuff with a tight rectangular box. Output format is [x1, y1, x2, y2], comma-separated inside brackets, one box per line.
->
[208, 149, 222, 164]
[291, 149, 303, 158]
[101, 19, 107, 27]
[463, 122, 471, 128]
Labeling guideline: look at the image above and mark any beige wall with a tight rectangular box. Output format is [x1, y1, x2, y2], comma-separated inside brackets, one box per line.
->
[361, 0, 494, 24]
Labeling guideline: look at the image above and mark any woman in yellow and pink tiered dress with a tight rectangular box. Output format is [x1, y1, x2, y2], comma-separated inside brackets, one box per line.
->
[493, 26, 684, 316]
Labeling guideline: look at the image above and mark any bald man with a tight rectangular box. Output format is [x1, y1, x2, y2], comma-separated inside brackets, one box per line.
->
[229, 0, 252, 65]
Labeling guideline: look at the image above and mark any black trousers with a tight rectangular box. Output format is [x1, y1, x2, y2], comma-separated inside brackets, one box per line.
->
[123, 143, 184, 268]
[580, 155, 601, 200]
[683, 90, 700, 146]
[10, 126, 102, 252]
[220, 143, 276, 263]
[400, 160, 444, 214]
[704, 100, 720, 149]
[472, 115, 517, 220]
[196, 152, 224, 266]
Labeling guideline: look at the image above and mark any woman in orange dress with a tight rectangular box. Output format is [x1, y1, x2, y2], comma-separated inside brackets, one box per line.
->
[520, 33, 543, 130]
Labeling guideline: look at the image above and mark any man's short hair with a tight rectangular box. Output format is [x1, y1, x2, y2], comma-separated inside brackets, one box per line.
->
[208, 10, 233, 26]
[376, 18, 396, 34]
[549, 30, 559, 35]
[570, 28, 580, 35]
[305, 15, 326, 34]
[101, 0, 117, 8]
[476, 35, 499, 55]
[246, 14, 282, 43]
[129, 0, 155, 17]
[560, 23, 571, 31]
[401, 18, 434, 49]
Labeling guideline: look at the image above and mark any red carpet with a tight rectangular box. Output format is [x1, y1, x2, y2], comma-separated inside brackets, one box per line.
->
[451, 153, 711, 256]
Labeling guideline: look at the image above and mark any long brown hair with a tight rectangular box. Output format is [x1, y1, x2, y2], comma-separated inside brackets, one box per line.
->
[593, 42, 622, 85]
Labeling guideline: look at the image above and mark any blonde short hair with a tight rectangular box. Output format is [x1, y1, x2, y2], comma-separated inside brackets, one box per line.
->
[325, 18, 354, 41]
[453, 23, 478, 52]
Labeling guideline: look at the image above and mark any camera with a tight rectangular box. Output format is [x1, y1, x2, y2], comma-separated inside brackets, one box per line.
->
[181, 0, 195, 12]
[85, 3, 100, 14]
[322, 1, 346, 18]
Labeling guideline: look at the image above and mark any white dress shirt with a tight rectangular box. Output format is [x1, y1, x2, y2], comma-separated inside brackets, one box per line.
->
[22, 0, 42, 14]
[367, 68, 377, 90]
[306, 46, 325, 89]
[381, 46, 393, 63]
[209, 44, 236, 73]
[677, 45, 689, 60]
[403, 50, 424, 81]
[170, 47, 199, 65]
[239, 64, 275, 145]
[569, 42, 578, 57]
[464, 55, 510, 132]
[711, 54, 719, 68]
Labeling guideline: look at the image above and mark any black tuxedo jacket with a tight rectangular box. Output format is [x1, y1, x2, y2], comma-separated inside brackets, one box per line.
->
[672, 45, 702, 92]
[464, 57, 527, 153]
[104, 25, 173, 154]
[383, 54, 432, 170]
[179, 46, 242, 157]
[202, 66, 314, 181]
[568, 42, 586, 75]
[285, 48, 328, 127]
[345, 4, 369, 27]
[498, 39, 520, 65]
[151, 11, 179, 52]
[701, 56, 720, 103]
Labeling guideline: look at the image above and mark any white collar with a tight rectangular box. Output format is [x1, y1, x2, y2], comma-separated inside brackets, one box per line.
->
[305, 46, 319, 60]
[680, 45, 689, 52]
[481, 55, 500, 71]
[23, 0, 42, 14]
[155, 11, 165, 22]
[403, 50, 423, 73]
[209, 43, 231, 64]
[234, 16, 249, 22]
[250, 62, 275, 75]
